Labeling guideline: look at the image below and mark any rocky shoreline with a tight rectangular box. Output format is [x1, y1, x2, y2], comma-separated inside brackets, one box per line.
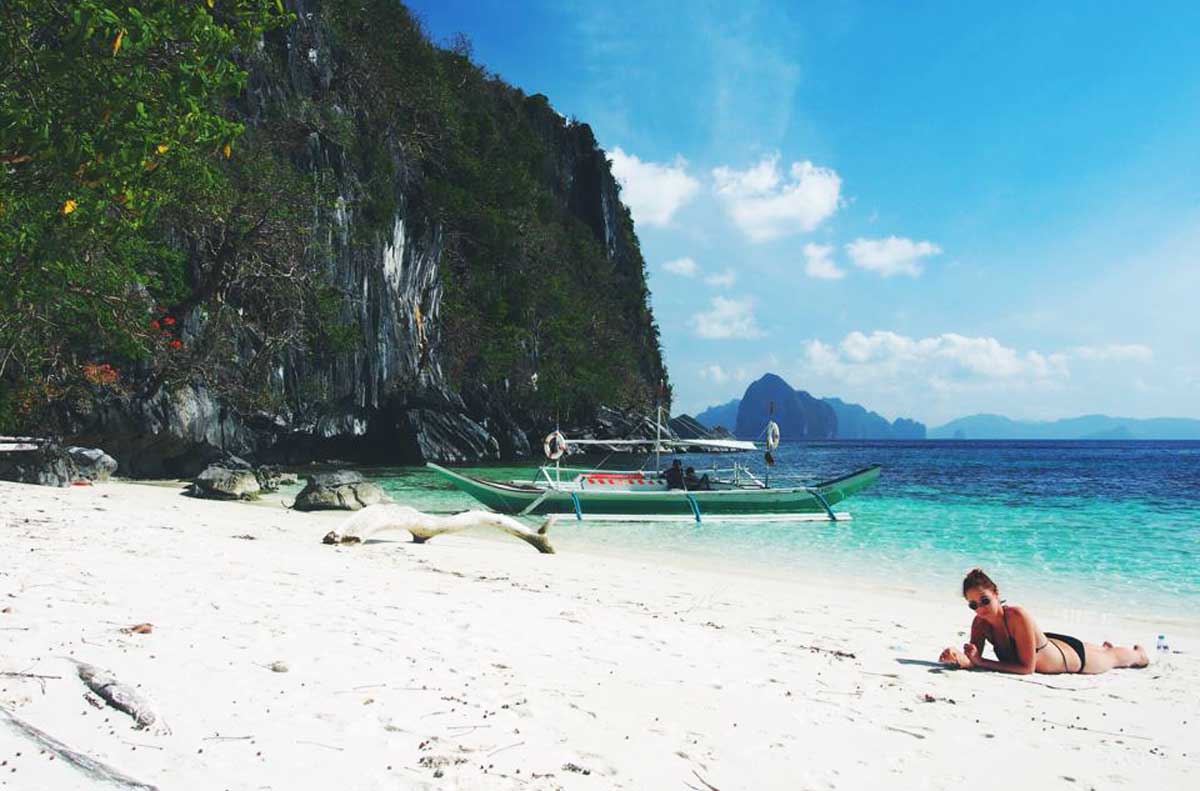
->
[0, 405, 732, 495]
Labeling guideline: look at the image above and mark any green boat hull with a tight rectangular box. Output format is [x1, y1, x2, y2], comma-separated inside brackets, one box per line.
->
[426, 463, 881, 518]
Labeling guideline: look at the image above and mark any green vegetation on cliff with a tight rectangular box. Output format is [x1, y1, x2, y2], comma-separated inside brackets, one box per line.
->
[321, 1, 666, 418]
[1, 0, 667, 437]
[0, 0, 296, 429]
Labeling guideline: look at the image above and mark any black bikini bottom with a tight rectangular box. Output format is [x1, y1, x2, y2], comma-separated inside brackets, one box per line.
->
[1045, 632, 1086, 672]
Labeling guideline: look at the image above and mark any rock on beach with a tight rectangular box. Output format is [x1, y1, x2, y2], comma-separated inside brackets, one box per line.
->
[292, 470, 388, 511]
[188, 465, 261, 500]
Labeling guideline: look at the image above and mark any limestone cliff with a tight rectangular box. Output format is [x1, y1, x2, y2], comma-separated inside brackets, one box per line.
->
[734, 374, 837, 441]
[63, 0, 666, 476]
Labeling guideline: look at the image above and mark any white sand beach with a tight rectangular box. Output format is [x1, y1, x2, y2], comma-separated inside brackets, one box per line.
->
[1, 479, 1196, 790]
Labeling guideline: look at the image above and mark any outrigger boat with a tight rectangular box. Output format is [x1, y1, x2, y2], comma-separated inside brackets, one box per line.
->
[426, 458, 880, 523]
[426, 420, 881, 523]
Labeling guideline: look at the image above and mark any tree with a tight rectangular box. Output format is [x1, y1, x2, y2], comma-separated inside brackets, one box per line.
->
[0, 0, 289, 430]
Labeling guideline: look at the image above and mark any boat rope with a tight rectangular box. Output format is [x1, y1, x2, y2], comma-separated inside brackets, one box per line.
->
[594, 451, 617, 470]
[570, 491, 583, 521]
[806, 487, 838, 521]
[519, 489, 551, 516]
[685, 493, 702, 524]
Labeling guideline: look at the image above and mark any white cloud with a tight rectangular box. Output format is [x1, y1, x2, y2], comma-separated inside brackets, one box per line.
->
[700, 364, 729, 383]
[1071, 344, 1153, 362]
[705, 269, 737, 288]
[608, 147, 700, 227]
[711, 154, 841, 242]
[690, 296, 764, 339]
[663, 256, 698, 277]
[845, 236, 941, 277]
[801, 330, 1069, 390]
[803, 243, 845, 280]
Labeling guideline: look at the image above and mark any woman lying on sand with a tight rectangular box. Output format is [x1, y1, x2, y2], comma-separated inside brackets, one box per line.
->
[939, 568, 1149, 674]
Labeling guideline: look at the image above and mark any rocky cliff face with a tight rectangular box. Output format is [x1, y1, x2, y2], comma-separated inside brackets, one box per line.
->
[61, 1, 665, 476]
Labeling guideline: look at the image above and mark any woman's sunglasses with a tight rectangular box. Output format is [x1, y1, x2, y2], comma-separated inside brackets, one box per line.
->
[967, 595, 992, 611]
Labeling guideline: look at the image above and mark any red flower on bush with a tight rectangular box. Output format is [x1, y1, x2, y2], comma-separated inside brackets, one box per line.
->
[149, 319, 160, 330]
[162, 316, 176, 326]
[169, 339, 182, 349]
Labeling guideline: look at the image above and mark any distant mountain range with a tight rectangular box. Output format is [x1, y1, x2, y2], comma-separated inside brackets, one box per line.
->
[692, 373, 926, 440]
[928, 414, 1200, 440]
[692, 375, 1200, 441]
[824, 398, 926, 440]
[694, 399, 740, 434]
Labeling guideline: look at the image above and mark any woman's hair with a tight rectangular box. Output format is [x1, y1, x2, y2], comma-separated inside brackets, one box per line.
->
[962, 567, 998, 596]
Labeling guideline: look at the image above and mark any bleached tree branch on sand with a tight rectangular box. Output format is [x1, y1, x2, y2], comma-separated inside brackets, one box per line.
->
[67, 660, 165, 732]
[0, 704, 159, 790]
[322, 505, 556, 554]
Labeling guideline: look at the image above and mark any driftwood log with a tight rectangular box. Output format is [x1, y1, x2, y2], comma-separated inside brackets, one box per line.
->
[70, 660, 163, 732]
[322, 505, 556, 554]
[0, 704, 159, 790]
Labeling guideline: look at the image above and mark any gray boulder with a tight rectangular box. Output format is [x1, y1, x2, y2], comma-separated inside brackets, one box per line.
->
[307, 470, 364, 488]
[254, 465, 294, 492]
[0, 442, 118, 487]
[293, 470, 388, 511]
[189, 465, 261, 500]
[0, 443, 75, 487]
[65, 446, 119, 481]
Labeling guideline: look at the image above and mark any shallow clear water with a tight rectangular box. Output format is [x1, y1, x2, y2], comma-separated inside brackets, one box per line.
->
[363, 441, 1200, 620]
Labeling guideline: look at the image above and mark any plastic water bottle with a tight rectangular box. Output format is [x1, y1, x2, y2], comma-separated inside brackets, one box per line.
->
[1156, 634, 1169, 653]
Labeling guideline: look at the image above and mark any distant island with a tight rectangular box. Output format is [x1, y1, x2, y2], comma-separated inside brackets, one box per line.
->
[928, 414, 1200, 440]
[692, 373, 926, 440]
[695, 399, 740, 435]
[692, 374, 1200, 441]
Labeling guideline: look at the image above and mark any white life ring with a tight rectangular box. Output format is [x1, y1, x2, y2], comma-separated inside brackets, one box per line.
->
[543, 430, 568, 460]
[765, 420, 781, 451]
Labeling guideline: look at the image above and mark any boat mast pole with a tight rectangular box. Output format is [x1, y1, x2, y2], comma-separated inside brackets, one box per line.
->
[765, 400, 773, 489]
[655, 380, 663, 472]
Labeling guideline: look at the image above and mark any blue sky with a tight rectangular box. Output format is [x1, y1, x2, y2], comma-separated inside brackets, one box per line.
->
[407, 1, 1200, 424]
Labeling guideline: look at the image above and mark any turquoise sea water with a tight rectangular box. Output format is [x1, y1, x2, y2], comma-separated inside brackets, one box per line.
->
[359, 441, 1199, 622]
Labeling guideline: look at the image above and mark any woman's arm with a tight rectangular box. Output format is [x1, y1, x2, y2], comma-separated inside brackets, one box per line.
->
[969, 616, 987, 654]
[965, 608, 1037, 674]
[940, 617, 987, 668]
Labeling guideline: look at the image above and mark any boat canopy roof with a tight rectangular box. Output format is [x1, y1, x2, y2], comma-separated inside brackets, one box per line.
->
[565, 438, 757, 452]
